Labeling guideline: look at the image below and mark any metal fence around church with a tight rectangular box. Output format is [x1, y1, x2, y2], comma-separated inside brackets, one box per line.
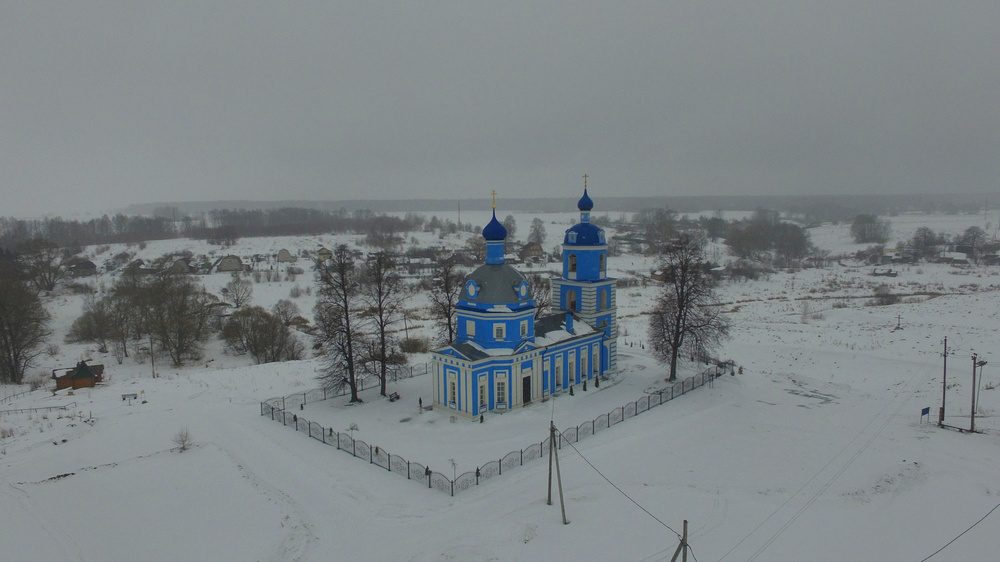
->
[260, 367, 722, 496]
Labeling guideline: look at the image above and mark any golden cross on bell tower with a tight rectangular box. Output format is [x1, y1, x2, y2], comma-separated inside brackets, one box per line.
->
[583, 173, 588, 190]
[491, 189, 497, 209]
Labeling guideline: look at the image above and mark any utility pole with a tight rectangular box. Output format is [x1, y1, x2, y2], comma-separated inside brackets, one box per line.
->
[670, 520, 689, 562]
[939, 337, 948, 426]
[972, 354, 987, 433]
[547, 421, 569, 524]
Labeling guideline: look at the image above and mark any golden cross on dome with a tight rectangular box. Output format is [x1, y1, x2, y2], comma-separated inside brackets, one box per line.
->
[583, 173, 588, 189]
[491, 189, 497, 209]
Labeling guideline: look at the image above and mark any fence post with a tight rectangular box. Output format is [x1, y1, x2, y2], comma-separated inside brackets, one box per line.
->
[521, 449, 523, 466]
[499, 458, 502, 475]
[407, 461, 410, 479]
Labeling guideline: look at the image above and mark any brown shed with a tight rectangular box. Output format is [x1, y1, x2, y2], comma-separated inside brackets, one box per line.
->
[53, 362, 105, 390]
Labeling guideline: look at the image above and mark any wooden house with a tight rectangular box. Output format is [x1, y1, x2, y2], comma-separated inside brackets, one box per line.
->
[53, 362, 105, 390]
[519, 242, 545, 263]
[213, 255, 245, 273]
[69, 260, 98, 277]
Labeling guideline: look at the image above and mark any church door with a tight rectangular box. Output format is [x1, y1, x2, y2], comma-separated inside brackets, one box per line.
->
[522, 375, 532, 405]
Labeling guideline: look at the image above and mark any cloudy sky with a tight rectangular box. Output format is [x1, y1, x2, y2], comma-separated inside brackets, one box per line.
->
[2, 2, 998, 217]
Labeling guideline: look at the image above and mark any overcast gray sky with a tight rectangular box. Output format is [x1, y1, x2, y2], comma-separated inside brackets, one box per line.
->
[2, 2, 998, 217]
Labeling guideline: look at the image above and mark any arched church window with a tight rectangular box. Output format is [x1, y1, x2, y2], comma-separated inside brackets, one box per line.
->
[568, 254, 577, 273]
[599, 254, 606, 275]
[600, 290, 608, 311]
[567, 291, 578, 311]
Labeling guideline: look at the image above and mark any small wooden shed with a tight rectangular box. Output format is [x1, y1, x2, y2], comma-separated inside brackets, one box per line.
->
[53, 362, 105, 390]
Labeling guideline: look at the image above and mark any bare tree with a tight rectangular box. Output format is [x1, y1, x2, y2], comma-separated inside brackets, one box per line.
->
[272, 299, 301, 326]
[428, 256, 463, 344]
[528, 273, 551, 319]
[0, 250, 51, 384]
[223, 274, 253, 308]
[19, 238, 66, 292]
[358, 252, 407, 396]
[314, 245, 363, 402]
[648, 235, 729, 381]
[502, 215, 517, 240]
[463, 235, 486, 263]
[959, 226, 987, 264]
[222, 306, 303, 364]
[528, 218, 546, 245]
[850, 214, 892, 244]
[144, 274, 218, 367]
[65, 295, 113, 353]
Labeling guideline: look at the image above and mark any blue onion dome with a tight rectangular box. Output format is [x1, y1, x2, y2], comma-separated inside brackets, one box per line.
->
[577, 188, 594, 211]
[564, 222, 604, 245]
[482, 209, 507, 241]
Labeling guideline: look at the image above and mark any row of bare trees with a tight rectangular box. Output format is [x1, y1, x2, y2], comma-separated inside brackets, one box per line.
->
[67, 271, 303, 368]
[314, 247, 409, 402]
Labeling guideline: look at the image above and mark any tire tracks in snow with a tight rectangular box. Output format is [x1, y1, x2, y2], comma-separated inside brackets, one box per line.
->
[2, 483, 86, 561]
[208, 443, 318, 562]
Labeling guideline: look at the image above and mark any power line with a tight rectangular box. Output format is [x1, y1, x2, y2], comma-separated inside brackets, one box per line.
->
[558, 429, 681, 539]
[919, 502, 1000, 561]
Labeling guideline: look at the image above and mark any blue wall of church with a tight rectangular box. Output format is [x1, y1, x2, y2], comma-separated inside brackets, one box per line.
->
[562, 250, 606, 280]
[456, 310, 535, 349]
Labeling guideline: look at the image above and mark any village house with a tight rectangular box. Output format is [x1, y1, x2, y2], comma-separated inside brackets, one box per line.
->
[213, 255, 245, 273]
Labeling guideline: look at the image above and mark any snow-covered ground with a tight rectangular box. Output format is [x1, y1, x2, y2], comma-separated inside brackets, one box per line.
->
[3, 211, 1000, 561]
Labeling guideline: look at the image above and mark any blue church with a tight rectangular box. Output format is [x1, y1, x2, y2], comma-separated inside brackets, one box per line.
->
[431, 184, 618, 417]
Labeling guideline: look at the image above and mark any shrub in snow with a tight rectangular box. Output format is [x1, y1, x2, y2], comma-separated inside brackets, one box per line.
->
[173, 427, 192, 452]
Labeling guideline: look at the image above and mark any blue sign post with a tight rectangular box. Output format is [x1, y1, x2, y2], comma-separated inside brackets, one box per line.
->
[921, 406, 931, 423]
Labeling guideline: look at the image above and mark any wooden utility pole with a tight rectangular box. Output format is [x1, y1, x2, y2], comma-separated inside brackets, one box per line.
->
[971, 354, 987, 433]
[939, 337, 948, 425]
[670, 519, 689, 562]
[547, 422, 569, 524]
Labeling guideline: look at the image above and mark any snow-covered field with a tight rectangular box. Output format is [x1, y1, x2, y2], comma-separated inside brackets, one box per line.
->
[3, 211, 1000, 561]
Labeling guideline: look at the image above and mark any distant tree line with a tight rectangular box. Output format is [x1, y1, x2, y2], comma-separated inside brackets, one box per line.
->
[855, 222, 997, 264]
[0, 207, 432, 251]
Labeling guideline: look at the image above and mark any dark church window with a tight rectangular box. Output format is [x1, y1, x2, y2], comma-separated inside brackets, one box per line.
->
[568, 253, 577, 273]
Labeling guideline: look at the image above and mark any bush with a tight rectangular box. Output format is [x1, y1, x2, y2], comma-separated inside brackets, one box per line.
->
[870, 284, 900, 306]
[172, 427, 192, 451]
[222, 306, 304, 363]
[400, 337, 430, 353]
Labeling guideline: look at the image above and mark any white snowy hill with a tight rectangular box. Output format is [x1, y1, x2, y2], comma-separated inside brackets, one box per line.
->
[3, 212, 1000, 560]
